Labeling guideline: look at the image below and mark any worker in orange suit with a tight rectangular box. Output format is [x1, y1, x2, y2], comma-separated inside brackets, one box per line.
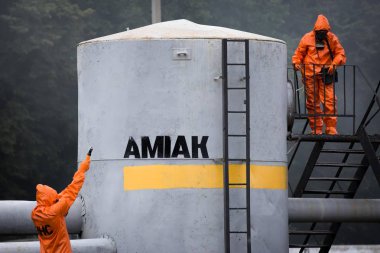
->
[292, 14, 346, 135]
[31, 148, 92, 253]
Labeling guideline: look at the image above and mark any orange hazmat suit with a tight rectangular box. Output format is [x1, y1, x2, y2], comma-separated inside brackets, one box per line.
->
[292, 14, 346, 134]
[31, 155, 91, 253]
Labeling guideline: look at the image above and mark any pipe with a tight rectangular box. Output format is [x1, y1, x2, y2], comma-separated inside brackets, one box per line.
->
[2, 197, 380, 235]
[289, 198, 380, 222]
[0, 238, 116, 253]
[0, 199, 82, 234]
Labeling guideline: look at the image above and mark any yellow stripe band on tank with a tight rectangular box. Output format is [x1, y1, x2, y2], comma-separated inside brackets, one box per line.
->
[124, 164, 287, 191]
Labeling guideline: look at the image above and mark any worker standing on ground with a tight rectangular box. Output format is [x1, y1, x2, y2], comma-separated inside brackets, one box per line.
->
[31, 148, 92, 253]
[292, 14, 346, 135]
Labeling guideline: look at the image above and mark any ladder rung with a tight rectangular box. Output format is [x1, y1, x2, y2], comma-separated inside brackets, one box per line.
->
[227, 87, 246, 90]
[228, 159, 247, 161]
[227, 63, 246, 66]
[229, 183, 247, 186]
[289, 244, 330, 248]
[228, 134, 246, 137]
[230, 231, 247, 234]
[229, 207, 247, 210]
[309, 177, 361, 181]
[226, 39, 247, 42]
[321, 149, 364, 154]
[289, 230, 334, 235]
[303, 190, 354, 195]
[315, 162, 367, 168]
[227, 110, 247, 114]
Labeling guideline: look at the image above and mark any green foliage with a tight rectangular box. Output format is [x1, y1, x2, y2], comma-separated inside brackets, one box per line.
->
[0, 0, 93, 199]
[76, 0, 151, 37]
[162, 0, 212, 23]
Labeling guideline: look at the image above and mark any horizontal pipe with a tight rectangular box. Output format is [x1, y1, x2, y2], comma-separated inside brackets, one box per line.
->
[289, 198, 380, 222]
[0, 199, 82, 234]
[0, 238, 116, 253]
[2, 198, 380, 235]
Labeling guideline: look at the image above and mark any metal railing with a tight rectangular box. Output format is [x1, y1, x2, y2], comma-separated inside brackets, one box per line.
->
[287, 64, 379, 135]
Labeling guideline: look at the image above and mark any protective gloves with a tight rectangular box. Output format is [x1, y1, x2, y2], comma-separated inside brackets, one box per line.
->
[294, 63, 301, 71]
[78, 155, 91, 172]
[328, 64, 335, 75]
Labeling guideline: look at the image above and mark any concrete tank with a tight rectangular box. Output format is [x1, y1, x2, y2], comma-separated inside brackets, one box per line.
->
[78, 19, 287, 253]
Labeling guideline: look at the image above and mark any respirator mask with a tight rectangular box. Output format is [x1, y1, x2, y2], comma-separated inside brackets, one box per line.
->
[315, 30, 327, 50]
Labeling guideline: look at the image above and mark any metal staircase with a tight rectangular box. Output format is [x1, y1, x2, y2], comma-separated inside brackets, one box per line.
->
[222, 39, 251, 253]
[289, 133, 380, 252]
[288, 71, 380, 252]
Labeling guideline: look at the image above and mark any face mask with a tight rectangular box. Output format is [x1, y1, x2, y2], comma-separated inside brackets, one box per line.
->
[315, 30, 327, 50]
[315, 30, 327, 41]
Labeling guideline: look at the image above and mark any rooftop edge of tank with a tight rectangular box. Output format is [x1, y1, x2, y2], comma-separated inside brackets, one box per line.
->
[78, 19, 285, 46]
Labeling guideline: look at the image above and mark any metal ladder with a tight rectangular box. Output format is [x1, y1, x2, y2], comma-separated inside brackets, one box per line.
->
[289, 81, 380, 252]
[222, 39, 251, 253]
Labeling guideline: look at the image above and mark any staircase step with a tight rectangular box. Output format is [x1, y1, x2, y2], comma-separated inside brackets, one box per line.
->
[315, 162, 367, 168]
[289, 230, 334, 235]
[303, 190, 354, 195]
[321, 149, 364, 154]
[309, 177, 361, 182]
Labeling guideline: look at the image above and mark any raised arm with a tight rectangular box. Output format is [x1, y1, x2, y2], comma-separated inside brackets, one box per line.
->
[51, 154, 91, 216]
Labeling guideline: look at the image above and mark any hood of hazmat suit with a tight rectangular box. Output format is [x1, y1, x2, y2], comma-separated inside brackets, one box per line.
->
[313, 14, 331, 31]
[292, 14, 346, 77]
[36, 184, 59, 206]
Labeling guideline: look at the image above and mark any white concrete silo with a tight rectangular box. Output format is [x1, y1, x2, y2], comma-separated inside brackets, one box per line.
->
[78, 20, 288, 253]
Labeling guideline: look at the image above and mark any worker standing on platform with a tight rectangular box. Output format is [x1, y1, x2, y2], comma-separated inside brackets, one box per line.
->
[31, 148, 92, 253]
[292, 14, 346, 135]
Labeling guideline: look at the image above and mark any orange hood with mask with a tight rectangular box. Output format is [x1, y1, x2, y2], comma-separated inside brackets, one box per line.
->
[292, 14, 346, 77]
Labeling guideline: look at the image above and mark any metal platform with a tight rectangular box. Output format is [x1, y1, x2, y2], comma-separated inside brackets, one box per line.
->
[289, 134, 380, 143]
